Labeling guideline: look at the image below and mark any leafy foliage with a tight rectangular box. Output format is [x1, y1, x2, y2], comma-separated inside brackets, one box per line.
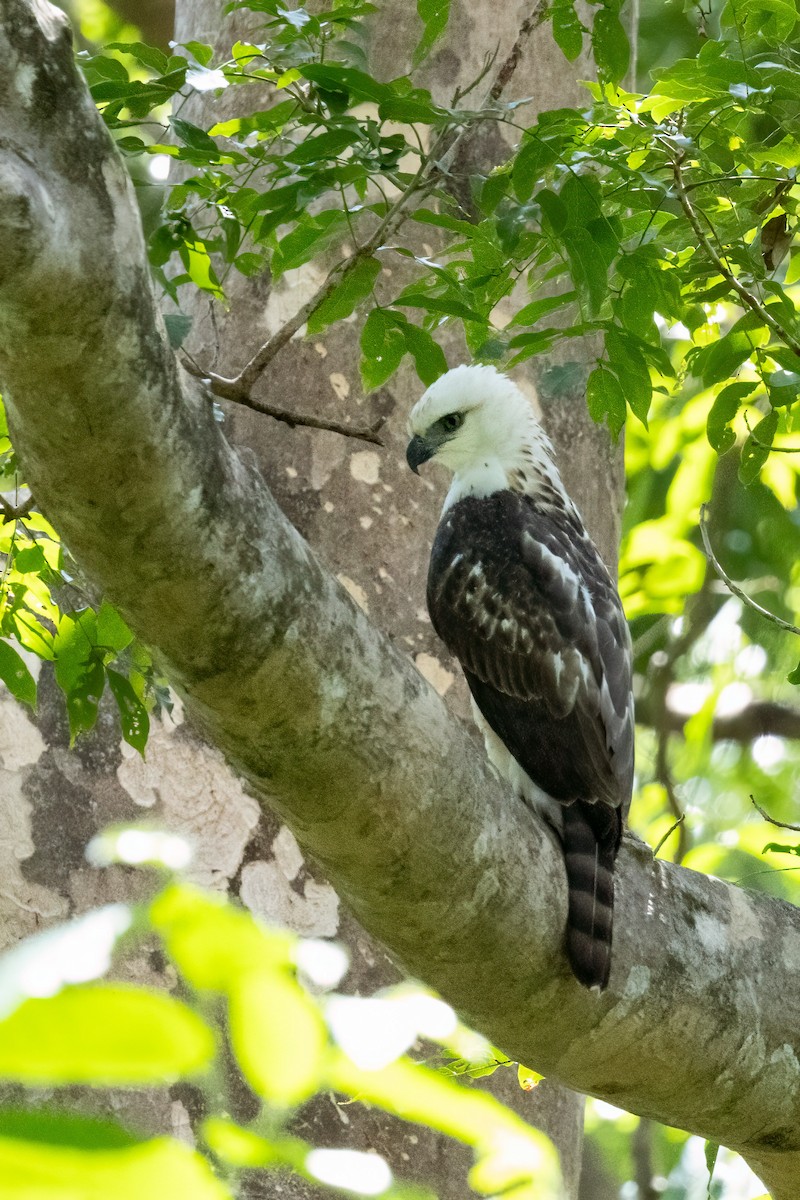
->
[0, 842, 561, 1200]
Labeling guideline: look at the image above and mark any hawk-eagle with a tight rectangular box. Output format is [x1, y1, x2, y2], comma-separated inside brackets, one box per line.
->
[406, 364, 633, 990]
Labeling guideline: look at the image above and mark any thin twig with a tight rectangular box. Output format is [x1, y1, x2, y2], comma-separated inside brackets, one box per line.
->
[230, 395, 387, 445]
[670, 149, 800, 360]
[655, 734, 689, 862]
[750, 794, 800, 833]
[194, 5, 548, 405]
[699, 503, 800, 635]
[653, 814, 686, 859]
[0, 495, 35, 523]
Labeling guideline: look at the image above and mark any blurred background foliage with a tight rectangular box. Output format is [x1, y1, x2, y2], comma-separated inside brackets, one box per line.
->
[0, 0, 796, 1197]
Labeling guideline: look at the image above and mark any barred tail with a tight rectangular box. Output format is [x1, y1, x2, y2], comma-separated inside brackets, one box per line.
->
[562, 801, 620, 991]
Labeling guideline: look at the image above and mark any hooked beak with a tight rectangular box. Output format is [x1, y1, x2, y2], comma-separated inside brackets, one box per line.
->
[406, 434, 434, 475]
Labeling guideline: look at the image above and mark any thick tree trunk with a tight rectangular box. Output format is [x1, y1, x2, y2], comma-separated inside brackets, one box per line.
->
[1, 2, 798, 1199]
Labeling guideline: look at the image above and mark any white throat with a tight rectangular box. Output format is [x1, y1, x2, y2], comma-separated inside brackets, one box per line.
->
[442, 458, 509, 513]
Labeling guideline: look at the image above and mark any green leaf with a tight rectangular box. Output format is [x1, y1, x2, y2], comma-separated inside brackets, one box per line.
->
[0, 641, 36, 709]
[163, 313, 193, 349]
[271, 210, 347, 278]
[12, 545, 47, 575]
[587, 365, 626, 438]
[0, 1108, 137, 1150]
[512, 138, 558, 202]
[552, 0, 584, 61]
[301, 63, 391, 105]
[179, 241, 224, 300]
[692, 330, 757, 386]
[0, 984, 215, 1085]
[106, 41, 171, 74]
[764, 840, 800, 855]
[54, 609, 98, 693]
[0, 1131, 231, 1199]
[509, 291, 576, 328]
[96, 601, 134, 653]
[66, 660, 105, 745]
[307, 256, 381, 335]
[788, 661, 800, 685]
[393, 292, 484, 322]
[327, 1054, 562, 1199]
[106, 668, 149, 756]
[169, 117, 219, 156]
[150, 883, 294, 993]
[739, 409, 779, 484]
[707, 382, 757, 454]
[181, 40, 215, 67]
[360, 309, 407, 391]
[414, 0, 451, 66]
[564, 228, 609, 317]
[592, 8, 630, 83]
[704, 1140, 719, 1193]
[399, 322, 448, 386]
[229, 972, 327, 1107]
[605, 328, 652, 425]
[285, 128, 358, 165]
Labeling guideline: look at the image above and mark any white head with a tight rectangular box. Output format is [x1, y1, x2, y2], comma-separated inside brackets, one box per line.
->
[406, 364, 566, 510]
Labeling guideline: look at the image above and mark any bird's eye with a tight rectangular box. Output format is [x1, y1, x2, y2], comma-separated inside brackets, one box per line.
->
[440, 412, 464, 433]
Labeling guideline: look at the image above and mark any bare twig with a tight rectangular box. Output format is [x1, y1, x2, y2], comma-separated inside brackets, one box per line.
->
[699, 503, 800, 636]
[670, 150, 800, 360]
[632, 1118, 661, 1200]
[637, 695, 800, 744]
[653, 814, 686, 859]
[232, 395, 387, 445]
[655, 733, 689, 862]
[751, 795, 800, 833]
[0, 495, 35, 523]
[488, 2, 550, 102]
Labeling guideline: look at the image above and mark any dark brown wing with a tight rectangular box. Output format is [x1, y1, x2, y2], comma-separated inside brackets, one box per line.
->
[427, 490, 633, 810]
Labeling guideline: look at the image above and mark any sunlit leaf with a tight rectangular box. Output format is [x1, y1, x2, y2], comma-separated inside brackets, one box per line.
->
[229, 971, 327, 1106]
[0, 984, 215, 1085]
[0, 1129, 231, 1199]
[0, 640, 36, 709]
[150, 883, 294, 991]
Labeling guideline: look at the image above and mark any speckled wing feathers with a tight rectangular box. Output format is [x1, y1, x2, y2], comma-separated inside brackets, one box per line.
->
[426, 490, 633, 990]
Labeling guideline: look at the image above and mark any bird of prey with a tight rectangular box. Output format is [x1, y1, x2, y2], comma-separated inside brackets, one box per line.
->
[406, 364, 633, 990]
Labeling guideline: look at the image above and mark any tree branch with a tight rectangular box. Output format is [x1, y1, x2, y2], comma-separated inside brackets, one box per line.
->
[638, 694, 800, 743]
[699, 503, 800, 636]
[181, 357, 387, 445]
[0, 493, 35, 522]
[2, 5, 800, 1196]
[670, 150, 800, 360]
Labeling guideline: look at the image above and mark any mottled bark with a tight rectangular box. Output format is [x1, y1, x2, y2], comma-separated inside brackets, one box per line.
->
[1, 3, 798, 1199]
